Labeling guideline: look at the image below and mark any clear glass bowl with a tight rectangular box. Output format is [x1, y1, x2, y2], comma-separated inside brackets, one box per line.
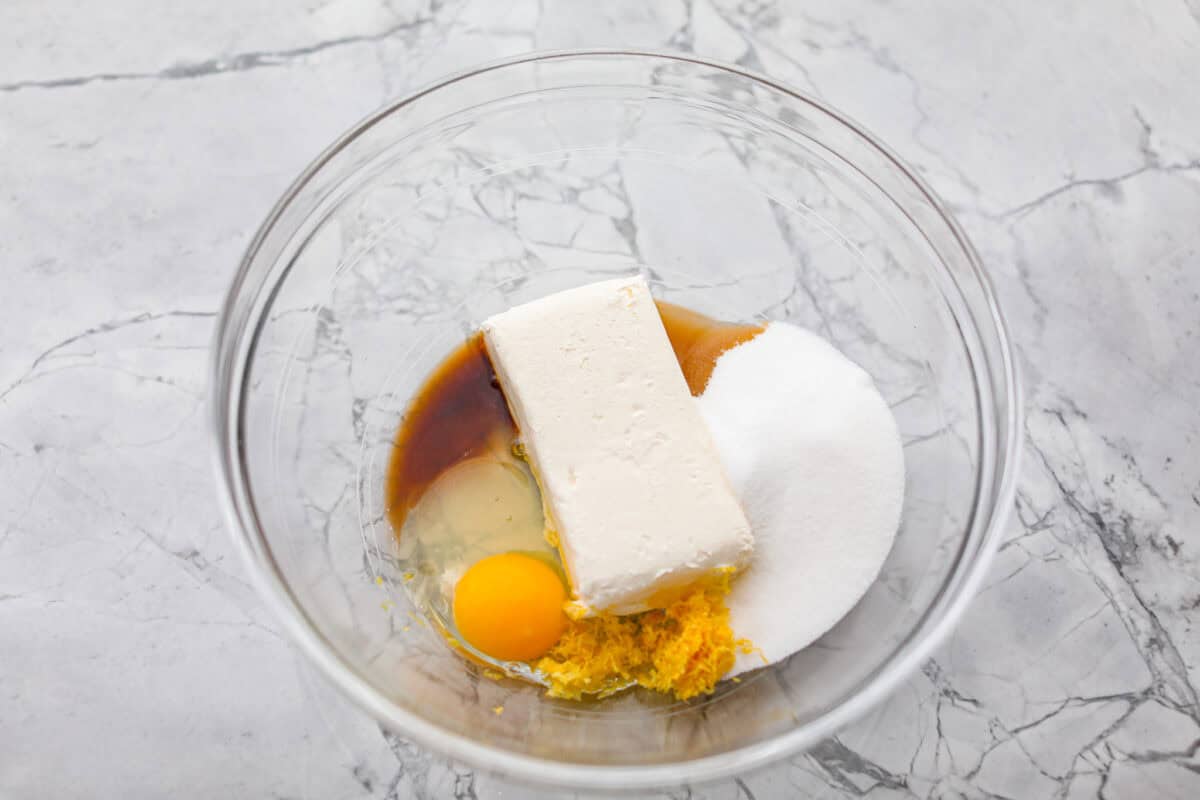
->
[210, 51, 1021, 790]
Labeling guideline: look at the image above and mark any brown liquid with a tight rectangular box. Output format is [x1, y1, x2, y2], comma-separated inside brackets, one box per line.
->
[385, 334, 515, 533]
[655, 300, 764, 395]
[385, 302, 763, 532]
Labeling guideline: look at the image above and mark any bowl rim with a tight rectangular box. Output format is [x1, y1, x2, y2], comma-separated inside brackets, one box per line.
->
[210, 48, 1023, 791]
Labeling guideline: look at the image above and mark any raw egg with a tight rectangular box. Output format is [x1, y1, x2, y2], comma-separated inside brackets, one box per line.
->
[453, 552, 568, 662]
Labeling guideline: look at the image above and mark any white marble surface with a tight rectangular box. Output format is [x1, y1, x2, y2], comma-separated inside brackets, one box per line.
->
[3, 1, 1199, 797]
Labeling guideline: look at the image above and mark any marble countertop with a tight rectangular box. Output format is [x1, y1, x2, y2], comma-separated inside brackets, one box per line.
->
[3, 1, 1199, 797]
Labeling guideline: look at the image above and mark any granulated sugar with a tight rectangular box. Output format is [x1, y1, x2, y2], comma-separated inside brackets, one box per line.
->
[697, 322, 905, 675]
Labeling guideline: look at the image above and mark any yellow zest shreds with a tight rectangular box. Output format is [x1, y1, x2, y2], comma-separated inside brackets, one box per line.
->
[535, 572, 751, 701]
[537, 611, 642, 699]
[741, 639, 769, 665]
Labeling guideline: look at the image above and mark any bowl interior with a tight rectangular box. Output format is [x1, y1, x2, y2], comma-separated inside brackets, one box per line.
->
[224, 53, 999, 781]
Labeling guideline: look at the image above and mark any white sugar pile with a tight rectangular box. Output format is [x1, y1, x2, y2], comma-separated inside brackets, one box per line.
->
[697, 322, 905, 675]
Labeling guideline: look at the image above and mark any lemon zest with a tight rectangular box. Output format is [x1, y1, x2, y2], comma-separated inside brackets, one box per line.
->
[535, 571, 749, 701]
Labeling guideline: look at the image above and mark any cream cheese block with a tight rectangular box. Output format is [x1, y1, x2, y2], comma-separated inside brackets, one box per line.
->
[481, 276, 753, 615]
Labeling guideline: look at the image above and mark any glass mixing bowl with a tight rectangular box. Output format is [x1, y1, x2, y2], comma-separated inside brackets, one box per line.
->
[210, 51, 1021, 790]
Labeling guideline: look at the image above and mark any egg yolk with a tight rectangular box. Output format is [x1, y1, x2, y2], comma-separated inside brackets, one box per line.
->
[452, 552, 568, 662]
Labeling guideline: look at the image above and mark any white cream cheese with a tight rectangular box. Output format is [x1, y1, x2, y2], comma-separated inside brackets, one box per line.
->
[481, 276, 754, 615]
